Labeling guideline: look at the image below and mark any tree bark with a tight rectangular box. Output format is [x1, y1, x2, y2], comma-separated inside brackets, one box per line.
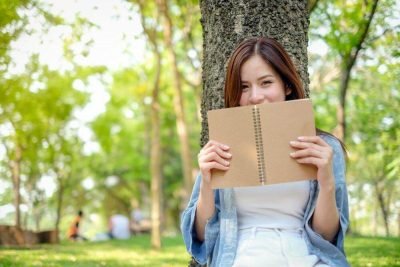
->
[200, 0, 310, 146]
[158, 0, 195, 208]
[191, 1, 311, 265]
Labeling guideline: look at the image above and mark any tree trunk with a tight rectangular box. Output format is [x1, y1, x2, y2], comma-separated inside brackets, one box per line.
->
[149, 35, 163, 251]
[54, 176, 64, 243]
[373, 203, 378, 236]
[398, 210, 400, 237]
[150, 52, 162, 249]
[193, 1, 311, 266]
[200, 0, 310, 146]
[193, 1, 310, 266]
[158, 0, 194, 208]
[334, 67, 351, 142]
[10, 144, 22, 228]
[137, 0, 163, 249]
[34, 210, 41, 232]
[375, 183, 390, 236]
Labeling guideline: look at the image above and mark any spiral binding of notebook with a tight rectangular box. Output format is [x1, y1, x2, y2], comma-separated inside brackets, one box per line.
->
[252, 105, 266, 185]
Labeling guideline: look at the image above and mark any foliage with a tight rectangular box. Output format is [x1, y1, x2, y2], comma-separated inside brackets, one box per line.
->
[0, 0, 106, 229]
[309, 0, 400, 236]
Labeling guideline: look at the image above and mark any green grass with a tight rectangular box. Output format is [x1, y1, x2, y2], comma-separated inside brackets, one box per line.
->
[346, 236, 400, 267]
[0, 235, 399, 266]
[0, 235, 188, 267]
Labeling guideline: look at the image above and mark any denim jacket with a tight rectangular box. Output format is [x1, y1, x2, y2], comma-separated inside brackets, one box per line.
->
[181, 135, 350, 267]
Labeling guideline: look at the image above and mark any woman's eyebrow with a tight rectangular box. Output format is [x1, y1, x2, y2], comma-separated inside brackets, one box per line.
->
[241, 74, 274, 83]
[257, 74, 274, 81]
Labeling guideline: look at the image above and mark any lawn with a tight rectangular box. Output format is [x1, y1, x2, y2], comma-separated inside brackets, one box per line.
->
[346, 236, 400, 267]
[0, 235, 399, 266]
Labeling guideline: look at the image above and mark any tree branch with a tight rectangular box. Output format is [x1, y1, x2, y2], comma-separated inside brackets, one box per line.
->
[365, 24, 400, 46]
[135, 0, 159, 51]
[308, 0, 321, 14]
[347, 0, 379, 69]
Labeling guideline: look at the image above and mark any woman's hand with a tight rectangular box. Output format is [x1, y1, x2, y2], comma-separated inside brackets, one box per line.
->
[198, 140, 231, 184]
[289, 136, 335, 190]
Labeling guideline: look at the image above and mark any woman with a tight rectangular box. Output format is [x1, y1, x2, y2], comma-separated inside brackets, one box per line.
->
[181, 37, 349, 267]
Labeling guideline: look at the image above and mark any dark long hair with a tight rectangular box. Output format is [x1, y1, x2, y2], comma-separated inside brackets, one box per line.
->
[224, 37, 346, 153]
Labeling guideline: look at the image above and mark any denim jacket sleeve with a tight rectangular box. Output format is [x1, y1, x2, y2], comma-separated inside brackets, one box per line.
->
[180, 173, 221, 265]
[319, 135, 350, 254]
[329, 136, 349, 253]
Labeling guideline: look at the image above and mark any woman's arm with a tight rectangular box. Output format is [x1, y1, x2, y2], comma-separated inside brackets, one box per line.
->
[195, 181, 217, 241]
[311, 180, 340, 241]
[180, 140, 231, 264]
[195, 140, 231, 241]
[181, 174, 219, 265]
[290, 135, 340, 242]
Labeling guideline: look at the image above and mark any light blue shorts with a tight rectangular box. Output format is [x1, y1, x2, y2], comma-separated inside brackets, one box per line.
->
[232, 227, 330, 267]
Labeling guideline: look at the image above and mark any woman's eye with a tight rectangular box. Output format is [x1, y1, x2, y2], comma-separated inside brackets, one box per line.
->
[262, 80, 272, 86]
[241, 85, 249, 91]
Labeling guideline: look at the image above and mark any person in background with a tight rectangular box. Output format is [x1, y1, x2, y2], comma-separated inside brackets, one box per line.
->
[67, 210, 88, 241]
[108, 214, 131, 240]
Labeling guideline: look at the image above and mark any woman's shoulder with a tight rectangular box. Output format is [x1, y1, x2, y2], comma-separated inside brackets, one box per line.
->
[318, 133, 343, 153]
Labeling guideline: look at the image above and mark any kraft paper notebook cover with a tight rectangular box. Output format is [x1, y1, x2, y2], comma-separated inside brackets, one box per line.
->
[207, 99, 317, 189]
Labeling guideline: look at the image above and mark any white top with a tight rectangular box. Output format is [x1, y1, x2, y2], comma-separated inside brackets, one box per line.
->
[110, 214, 131, 239]
[233, 180, 310, 230]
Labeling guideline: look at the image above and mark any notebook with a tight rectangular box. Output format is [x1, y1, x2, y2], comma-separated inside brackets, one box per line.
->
[207, 99, 317, 188]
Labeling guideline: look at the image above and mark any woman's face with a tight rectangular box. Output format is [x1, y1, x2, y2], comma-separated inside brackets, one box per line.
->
[239, 55, 290, 106]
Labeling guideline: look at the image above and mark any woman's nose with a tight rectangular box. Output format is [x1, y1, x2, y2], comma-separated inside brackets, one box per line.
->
[249, 88, 265, 104]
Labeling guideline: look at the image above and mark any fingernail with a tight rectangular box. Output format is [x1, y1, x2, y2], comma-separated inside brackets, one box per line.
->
[290, 152, 295, 156]
[225, 160, 230, 166]
[298, 136, 305, 140]
[223, 144, 229, 149]
[290, 141, 296, 145]
[226, 153, 232, 158]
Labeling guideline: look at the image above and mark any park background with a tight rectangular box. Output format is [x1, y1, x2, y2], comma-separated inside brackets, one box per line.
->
[0, 0, 399, 266]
